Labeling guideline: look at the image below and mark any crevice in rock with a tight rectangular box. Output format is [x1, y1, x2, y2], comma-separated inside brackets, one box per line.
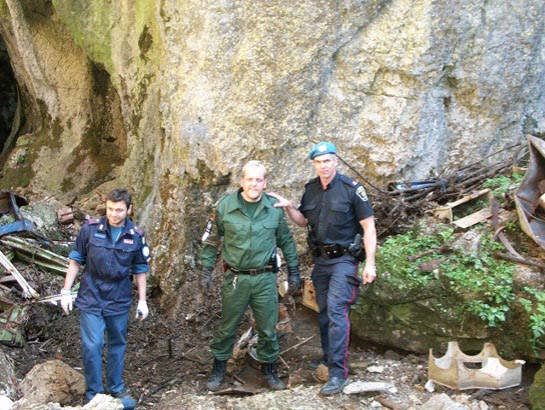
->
[0, 34, 20, 166]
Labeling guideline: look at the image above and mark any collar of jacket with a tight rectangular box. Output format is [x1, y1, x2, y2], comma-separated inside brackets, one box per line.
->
[222, 188, 276, 214]
[94, 215, 136, 235]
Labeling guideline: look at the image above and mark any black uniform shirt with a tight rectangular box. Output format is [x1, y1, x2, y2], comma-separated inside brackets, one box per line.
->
[299, 172, 374, 248]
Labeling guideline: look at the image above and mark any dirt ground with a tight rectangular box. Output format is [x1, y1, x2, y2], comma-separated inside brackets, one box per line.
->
[3, 283, 536, 409]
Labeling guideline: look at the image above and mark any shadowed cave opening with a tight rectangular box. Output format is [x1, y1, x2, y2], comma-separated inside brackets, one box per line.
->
[0, 35, 18, 159]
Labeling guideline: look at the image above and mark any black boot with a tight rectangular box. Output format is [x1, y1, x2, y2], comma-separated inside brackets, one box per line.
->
[206, 359, 227, 391]
[261, 362, 286, 390]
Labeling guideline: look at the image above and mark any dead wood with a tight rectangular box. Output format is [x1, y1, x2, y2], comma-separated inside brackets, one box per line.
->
[342, 142, 526, 238]
[279, 335, 315, 355]
[491, 198, 523, 259]
[407, 244, 451, 262]
[495, 252, 545, 270]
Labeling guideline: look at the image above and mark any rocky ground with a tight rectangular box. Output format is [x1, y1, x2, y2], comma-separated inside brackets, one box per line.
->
[3, 289, 535, 409]
[0, 185, 538, 409]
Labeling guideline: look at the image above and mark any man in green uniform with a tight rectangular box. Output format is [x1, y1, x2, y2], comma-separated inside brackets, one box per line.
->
[199, 160, 301, 392]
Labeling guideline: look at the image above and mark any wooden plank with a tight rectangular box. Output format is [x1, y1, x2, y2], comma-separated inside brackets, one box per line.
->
[453, 208, 492, 229]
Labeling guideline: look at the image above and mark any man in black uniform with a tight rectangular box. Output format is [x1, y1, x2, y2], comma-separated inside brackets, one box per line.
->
[269, 141, 377, 395]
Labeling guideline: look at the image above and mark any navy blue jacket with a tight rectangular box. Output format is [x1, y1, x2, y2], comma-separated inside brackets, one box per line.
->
[299, 172, 374, 248]
[71, 216, 149, 316]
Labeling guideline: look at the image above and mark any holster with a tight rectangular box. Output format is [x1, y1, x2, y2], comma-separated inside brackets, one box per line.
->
[348, 247, 366, 262]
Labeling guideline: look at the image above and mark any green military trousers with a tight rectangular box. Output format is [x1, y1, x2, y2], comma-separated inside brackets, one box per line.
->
[210, 270, 279, 363]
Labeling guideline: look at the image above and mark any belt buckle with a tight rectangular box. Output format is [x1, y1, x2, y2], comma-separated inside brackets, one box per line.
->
[325, 244, 343, 258]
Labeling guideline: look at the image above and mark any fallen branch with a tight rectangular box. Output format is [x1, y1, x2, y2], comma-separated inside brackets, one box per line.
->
[280, 335, 315, 355]
[146, 376, 181, 396]
[407, 244, 451, 262]
[490, 198, 523, 259]
[278, 354, 289, 370]
[495, 252, 545, 270]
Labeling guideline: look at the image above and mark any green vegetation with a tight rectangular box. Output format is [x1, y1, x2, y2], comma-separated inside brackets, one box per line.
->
[377, 171, 545, 353]
[378, 223, 515, 325]
[483, 174, 523, 196]
[519, 287, 545, 353]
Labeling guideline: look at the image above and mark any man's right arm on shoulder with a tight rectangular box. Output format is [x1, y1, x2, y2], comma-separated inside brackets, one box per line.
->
[284, 204, 307, 227]
[268, 192, 308, 227]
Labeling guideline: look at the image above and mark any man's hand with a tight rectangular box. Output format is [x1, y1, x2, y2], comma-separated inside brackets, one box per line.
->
[200, 266, 213, 292]
[60, 289, 73, 315]
[287, 266, 301, 295]
[136, 300, 149, 320]
[362, 264, 377, 285]
[267, 192, 292, 208]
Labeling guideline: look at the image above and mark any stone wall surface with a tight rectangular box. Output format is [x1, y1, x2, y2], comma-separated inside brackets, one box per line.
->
[0, 0, 544, 352]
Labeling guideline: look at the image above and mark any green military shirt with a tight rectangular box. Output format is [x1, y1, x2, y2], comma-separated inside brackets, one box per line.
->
[200, 189, 299, 270]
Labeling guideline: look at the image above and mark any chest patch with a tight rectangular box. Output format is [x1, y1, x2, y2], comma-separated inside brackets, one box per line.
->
[123, 238, 134, 244]
[94, 233, 107, 239]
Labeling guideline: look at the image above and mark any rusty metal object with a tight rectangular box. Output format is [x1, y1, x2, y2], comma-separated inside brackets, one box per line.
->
[514, 135, 545, 249]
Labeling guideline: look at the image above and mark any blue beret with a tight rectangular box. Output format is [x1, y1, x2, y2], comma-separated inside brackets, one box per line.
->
[309, 141, 337, 159]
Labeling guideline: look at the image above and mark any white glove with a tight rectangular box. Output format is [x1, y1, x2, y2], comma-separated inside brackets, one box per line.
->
[60, 289, 73, 315]
[136, 300, 149, 320]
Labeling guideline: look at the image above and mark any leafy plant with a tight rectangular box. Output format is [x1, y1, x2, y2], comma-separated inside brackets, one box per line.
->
[378, 223, 516, 328]
[519, 287, 545, 353]
[483, 174, 523, 196]
[375, 171, 545, 352]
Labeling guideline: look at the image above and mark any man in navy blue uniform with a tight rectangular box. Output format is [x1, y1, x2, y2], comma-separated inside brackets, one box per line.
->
[270, 141, 377, 395]
[61, 189, 150, 409]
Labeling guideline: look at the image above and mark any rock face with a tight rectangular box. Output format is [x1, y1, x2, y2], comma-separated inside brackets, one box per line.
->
[0, 1, 544, 352]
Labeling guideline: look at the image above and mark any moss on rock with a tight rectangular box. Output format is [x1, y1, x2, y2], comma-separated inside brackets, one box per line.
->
[529, 363, 545, 410]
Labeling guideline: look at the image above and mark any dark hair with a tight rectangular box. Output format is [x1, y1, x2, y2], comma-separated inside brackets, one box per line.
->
[106, 189, 132, 208]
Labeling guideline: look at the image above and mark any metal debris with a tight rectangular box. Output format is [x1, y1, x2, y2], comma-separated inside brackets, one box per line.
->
[428, 341, 525, 390]
[514, 135, 545, 249]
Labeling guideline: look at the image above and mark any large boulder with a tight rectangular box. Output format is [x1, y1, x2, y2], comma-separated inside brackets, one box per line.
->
[350, 215, 545, 360]
[16, 360, 85, 407]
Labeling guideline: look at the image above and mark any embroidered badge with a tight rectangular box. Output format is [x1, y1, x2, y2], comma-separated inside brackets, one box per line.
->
[142, 245, 150, 259]
[124, 238, 134, 244]
[94, 233, 107, 239]
[356, 186, 369, 202]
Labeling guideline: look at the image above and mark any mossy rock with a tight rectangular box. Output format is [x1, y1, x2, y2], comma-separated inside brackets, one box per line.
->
[529, 362, 545, 410]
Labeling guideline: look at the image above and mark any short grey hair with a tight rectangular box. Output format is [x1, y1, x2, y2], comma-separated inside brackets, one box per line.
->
[241, 160, 267, 179]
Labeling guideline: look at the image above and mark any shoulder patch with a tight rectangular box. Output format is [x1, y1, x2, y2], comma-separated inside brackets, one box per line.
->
[87, 217, 101, 225]
[142, 244, 151, 261]
[134, 226, 145, 236]
[356, 185, 369, 202]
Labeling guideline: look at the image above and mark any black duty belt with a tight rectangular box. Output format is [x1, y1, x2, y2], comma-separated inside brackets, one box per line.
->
[227, 264, 274, 275]
[311, 244, 347, 259]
